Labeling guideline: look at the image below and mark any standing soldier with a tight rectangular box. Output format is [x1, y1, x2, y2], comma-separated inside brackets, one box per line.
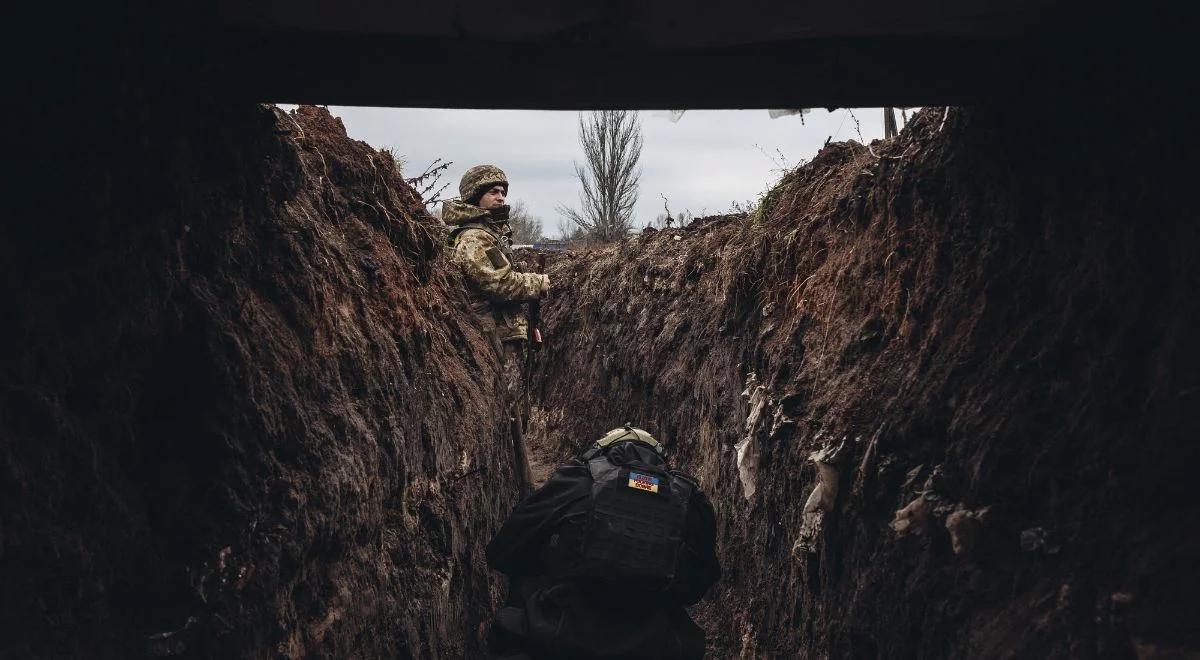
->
[443, 165, 549, 492]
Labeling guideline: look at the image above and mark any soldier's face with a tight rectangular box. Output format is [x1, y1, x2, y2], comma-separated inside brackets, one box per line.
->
[479, 185, 507, 209]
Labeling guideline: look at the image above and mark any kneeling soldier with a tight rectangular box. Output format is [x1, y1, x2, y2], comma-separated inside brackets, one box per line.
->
[485, 426, 721, 660]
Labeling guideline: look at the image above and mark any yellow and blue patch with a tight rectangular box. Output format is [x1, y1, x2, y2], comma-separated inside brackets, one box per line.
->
[628, 471, 660, 493]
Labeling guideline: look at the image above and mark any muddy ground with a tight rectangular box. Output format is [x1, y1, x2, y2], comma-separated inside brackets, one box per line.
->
[1, 105, 517, 658]
[532, 107, 1199, 658]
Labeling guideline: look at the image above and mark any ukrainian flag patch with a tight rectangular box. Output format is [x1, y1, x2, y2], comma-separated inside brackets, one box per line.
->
[628, 471, 660, 493]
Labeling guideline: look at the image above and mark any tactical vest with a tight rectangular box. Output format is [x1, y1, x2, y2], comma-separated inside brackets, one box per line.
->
[448, 221, 512, 252]
[543, 446, 699, 597]
[447, 222, 526, 342]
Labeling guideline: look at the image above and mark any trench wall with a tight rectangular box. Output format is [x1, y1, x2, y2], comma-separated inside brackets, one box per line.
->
[533, 107, 1199, 658]
[1, 105, 513, 658]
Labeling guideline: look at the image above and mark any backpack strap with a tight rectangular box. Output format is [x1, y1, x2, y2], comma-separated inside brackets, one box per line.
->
[669, 470, 702, 492]
[581, 425, 666, 461]
[448, 222, 509, 249]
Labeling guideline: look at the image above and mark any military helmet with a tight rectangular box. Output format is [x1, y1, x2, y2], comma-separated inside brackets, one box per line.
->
[592, 425, 664, 455]
[459, 164, 508, 205]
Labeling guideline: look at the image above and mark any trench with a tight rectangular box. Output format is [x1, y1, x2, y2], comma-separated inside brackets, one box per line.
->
[2, 99, 1197, 659]
[526, 106, 1199, 658]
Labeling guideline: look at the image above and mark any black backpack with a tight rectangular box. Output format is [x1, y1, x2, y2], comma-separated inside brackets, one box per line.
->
[542, 440, 705, 600]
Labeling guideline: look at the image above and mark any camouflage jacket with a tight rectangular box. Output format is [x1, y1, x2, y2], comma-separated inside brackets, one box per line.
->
[443, 200, 548, 343]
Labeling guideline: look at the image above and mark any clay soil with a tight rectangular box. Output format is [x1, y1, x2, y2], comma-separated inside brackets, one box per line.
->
[1, 105, 516, 658]
[531, 107, 1199, 658]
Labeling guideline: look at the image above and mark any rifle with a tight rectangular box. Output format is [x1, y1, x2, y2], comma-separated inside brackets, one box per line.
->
[528, 253, 547, 351]
[509, 417, 533, 498]
[483, 242, 538, 498]
[509, 253, 547, 499]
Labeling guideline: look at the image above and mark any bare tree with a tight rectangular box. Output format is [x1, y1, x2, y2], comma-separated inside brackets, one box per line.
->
[508, 200, 544, 244]
[556, 217, 586, 242]
[557, 110, 643, 242]
[658, 193, 674, 228]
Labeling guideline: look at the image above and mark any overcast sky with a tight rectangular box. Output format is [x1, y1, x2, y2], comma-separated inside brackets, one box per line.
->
[299, 106, 900, 237]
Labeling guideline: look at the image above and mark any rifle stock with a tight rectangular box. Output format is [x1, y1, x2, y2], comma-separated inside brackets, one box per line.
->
[510, 416, 532, 498]
[511, 252, 547, 499]
[528, 253, 547, 350]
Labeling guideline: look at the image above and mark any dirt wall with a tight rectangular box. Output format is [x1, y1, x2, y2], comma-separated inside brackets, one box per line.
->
[533, 107, 1199, 658]
[1, 105, 513, 658]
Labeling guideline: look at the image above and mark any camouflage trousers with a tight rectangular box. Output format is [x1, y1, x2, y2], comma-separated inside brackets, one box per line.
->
[500, 341, 529, 427]
[501, 341, 533, 493]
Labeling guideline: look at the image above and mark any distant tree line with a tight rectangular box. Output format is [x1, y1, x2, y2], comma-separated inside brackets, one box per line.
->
[507, 200, 546, 244]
